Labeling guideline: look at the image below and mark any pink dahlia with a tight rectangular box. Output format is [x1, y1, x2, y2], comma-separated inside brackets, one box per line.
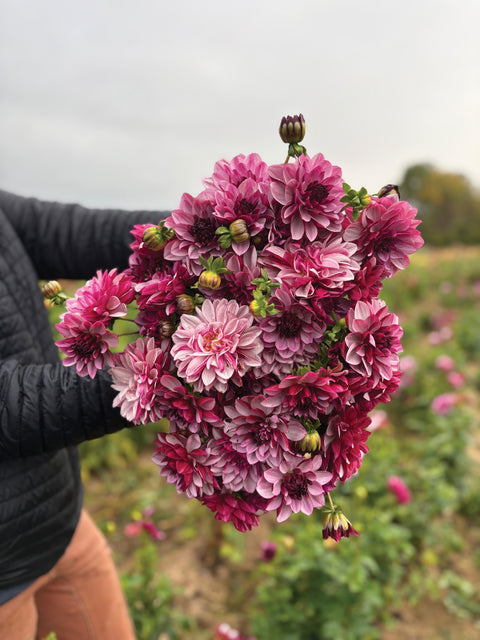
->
[135, 264, 191, 315]
[171, 299, 263, 393]
[152, 432, 218, 498]
[257, 453, 332, 522]
[343, 195, 424, 278]
[268, 153, 344, 242]
[163, 191, 224, 275]
[223, 395, 305, 465]
[344, 299, 403, 386]
[127, 223, 168, 282]
[208, 439, 261, 494]
[263, 369, 347, 420]
[261, 238, 360, 299]
[430, 392, 459, 416]
[65, 268, 135, 324]
[56, 313, 117, 378]
[204, 152, 270, 190]
[109, 337, 170, 424]
[258, 285, 326, 377]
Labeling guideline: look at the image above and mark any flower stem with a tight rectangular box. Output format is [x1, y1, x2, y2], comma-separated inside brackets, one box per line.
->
[284, 154, 290, 164]
[116, 331, 140, 337]
[327, 492, 335, 509]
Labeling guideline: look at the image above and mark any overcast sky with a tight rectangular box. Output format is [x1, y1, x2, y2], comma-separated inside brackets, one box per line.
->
[1, 0, 479, 211]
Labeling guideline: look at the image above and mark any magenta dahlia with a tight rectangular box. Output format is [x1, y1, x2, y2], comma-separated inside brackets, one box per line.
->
[343, 195, 424, 278]
[268, 153, 344, 242]
[56, 313, 117, 378]
[171, 298, 263, 393]
[344, 299, 403, 386]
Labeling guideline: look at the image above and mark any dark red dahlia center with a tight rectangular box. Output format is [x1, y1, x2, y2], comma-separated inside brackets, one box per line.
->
[190, 217, 217, 245]
[278, 311, 302, 338]
[305, 181, 329, 206]
[254, 424, 273, 445]
[72, 334, 99, 359]
[237, 198, 255, 217]
[282, 468, 309, 499]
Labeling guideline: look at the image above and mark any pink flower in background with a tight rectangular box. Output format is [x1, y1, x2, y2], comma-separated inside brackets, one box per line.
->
[109, 337, 170, 424]
[56, 314, 117, 378]
[428, 326, 453, 345]
[257, 453, 332, 522]
[431, 392, 459, 416]
[344, 299, 403, 385]
[259, 540, 278, 562]
[65, 268, 135, 323]
[124, 508, 165, 541]
[269, 153, 344, 241]
[387, 475, 412, 504]
[435, 354, 455, 372]
[343, 195, 423, 277]
[447, 371, 465, 388]
[398, 354, 417, 390]
[171, 299, 263, 393]
[214, 622, 257, 640]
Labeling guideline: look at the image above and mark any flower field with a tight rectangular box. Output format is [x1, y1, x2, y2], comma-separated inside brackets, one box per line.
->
[50, 244, 480, 639]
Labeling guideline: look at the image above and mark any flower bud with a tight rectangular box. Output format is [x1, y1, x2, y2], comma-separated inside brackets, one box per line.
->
[279, 113, 305, 144]
[176, 294, 194, 314]
[229, 219, 250, 244]
[157, 319, 175, 339]
[142, 225, 167, 251]
[297, 430, 321, 454]
[41, 280, 63, 299]
[249, 299, 262, 317]
[377, 184, 400, 200]
[198, 271, 222, 290]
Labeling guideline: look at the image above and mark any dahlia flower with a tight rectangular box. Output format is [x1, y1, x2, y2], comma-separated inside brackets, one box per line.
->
[56, 314, 117, 378]
[171, 298, 263, 393]
[387, 475, 412, 504]
[65, 268, 135, 324]
[343, 195, 424, 278]
[204, 152, 270, 190]
[261, 237, 360, 299]
[223, 395, 304, 465]
[201, 490, 268, 532]
[109, 337, 170, 424]
[344, 299, 403, 385]
[263, 369, 347, 420]
[322, 505, 360, 541]
[322, 407, 371, 483]
[153, 432, 218, 499]
[269, 153, 344, 242]
[257, 453, 332, 522]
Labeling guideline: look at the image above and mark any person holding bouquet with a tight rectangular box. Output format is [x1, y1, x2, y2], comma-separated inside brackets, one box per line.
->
[0, 189, 165, 640]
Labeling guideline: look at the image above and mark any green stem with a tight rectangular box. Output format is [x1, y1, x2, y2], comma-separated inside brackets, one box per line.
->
[327, 492, 335, 509]
[116, 331, 140, 337]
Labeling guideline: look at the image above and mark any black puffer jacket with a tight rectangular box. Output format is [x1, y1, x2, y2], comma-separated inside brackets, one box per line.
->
[0, 190, 163, 602]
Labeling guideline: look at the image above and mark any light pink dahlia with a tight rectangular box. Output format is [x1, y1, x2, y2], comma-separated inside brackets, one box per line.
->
[257, 453, 332, 522]
[344, 299, 403, 386]
[56, 313, 117, 378]
[203, 153, 270, 190]
[268, 153, 344, 242]
[65, 268, 135, 324]
[171, 299, 263, 393]
[109, 337, 170, 424]
[343, 195, 424, 278]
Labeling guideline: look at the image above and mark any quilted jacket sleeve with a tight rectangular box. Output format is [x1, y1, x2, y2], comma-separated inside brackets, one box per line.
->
[0, 189, 168, 279]
[0, 362, 130, 459]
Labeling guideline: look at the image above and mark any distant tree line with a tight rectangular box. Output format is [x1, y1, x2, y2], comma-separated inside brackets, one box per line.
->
[398, 163, 480, 246]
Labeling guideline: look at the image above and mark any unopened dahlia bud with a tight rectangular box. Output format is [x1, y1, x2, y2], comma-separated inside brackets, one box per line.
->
[279, 113, 305, 144]
[229, 219, 249, 244]
[41, 280, 68, 305]
[198, 270, 222, 290]
[322, 504, 360, 542]
[157, 319, 175, 339]
[297, 430, 321, 454]
[176, 294, 194, 314]
[41, 280, 63, 299]
[142, 225, 167, 251]
[377, 184, 400, 200]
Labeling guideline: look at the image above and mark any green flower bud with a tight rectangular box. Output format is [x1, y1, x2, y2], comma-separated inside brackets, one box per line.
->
[41, 280, 63, 299]
[176, 294, 194, 314]
[279, 114, 306, 144]
[198, 271, 222, 290]
[229, 219, 249, 244]
[298, 430, 322, 454]
[158, 319, 175, 339]
[142, 225, 167, 251]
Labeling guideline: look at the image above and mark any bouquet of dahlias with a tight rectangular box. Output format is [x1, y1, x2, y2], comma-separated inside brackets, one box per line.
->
[54, 115, 423, 537]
